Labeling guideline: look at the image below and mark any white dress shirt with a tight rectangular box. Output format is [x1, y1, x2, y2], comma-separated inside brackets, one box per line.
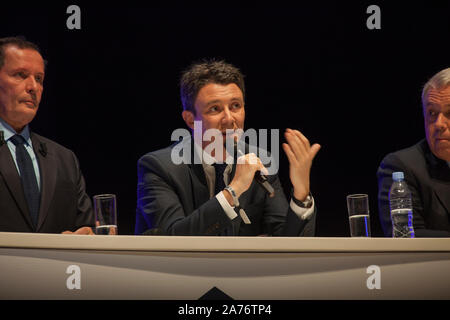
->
[0, 118, 41, 190]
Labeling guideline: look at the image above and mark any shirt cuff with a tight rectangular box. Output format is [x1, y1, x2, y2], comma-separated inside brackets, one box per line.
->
[290, 196, 315, 220]
[216, 191, 238, 220]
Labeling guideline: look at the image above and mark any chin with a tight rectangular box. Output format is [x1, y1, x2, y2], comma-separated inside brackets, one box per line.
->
[13, 114, 37, 130]
[437, 152, 450, 162]
[432, 147, 450, 162]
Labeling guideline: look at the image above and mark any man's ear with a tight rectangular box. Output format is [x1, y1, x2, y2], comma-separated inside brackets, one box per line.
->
[182, 110, 195, 130]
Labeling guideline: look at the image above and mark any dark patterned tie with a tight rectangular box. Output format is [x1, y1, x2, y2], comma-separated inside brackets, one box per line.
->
[10, 135, 40, 228]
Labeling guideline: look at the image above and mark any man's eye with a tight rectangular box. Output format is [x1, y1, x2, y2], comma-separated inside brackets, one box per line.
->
[15, 72, 27, 78]
[36, 76, 44, 84]
[210, 106, 219, 112]
[232, 103, 241, 109]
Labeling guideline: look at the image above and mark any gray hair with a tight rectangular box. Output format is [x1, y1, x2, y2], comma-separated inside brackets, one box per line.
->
[422, 67, 450, 106]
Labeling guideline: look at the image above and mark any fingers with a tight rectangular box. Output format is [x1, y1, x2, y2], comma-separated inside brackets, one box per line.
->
[287, 129, 309, 153]
[282, 142, 297, 166]
[291, 128, 309, 146]
[284, 130, 305, 158]
[75, 227, 94, 235]
[62, 227, 95, 235]
[310, 143, 321, 160]
[259, 163, 269, 176]
[237, 153, 269, 175]
[284, 128, 320, 160]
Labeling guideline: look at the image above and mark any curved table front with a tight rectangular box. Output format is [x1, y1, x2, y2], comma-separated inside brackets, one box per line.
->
[0, 232, 449, 299]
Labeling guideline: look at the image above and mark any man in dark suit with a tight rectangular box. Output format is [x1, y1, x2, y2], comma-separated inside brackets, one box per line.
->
[377, 67, 450, 237]
[136, 60, 320, 236]
[0, 36, 94, 234]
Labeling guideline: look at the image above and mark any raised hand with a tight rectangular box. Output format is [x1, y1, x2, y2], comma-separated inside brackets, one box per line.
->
[282, 128, 321, 201]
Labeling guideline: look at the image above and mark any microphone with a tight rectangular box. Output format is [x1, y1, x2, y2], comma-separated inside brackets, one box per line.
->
[0, 131, 5, 146]
[232, 140, 275, 198]
[39, 142, 47, 157]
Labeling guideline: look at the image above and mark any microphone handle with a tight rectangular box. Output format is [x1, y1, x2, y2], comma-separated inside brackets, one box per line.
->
[254, 171, 275, 197]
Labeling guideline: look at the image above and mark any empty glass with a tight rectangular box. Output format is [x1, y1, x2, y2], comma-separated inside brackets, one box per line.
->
[93, 194, 118, 235]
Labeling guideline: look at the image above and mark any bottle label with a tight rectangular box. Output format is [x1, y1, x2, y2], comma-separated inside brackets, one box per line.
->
[391, 208, 412, 214]
[391, 209, 415, 238]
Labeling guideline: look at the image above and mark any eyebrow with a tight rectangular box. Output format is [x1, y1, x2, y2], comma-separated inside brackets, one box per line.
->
[426, 102, 450, 107]
[9, 67, 45, 75]
[206, 97, 243, 106]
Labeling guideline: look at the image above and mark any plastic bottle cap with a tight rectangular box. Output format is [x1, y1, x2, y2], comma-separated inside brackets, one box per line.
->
[392, 171, 404, 181]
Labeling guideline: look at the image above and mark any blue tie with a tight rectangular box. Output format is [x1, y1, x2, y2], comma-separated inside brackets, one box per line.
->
[10, 135, 40, 228]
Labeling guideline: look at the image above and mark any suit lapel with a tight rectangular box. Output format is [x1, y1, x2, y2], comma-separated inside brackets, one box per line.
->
[186, 139, 210, 208]
[424, 141, 450, 216]
[0, 142, 34, 228]
[430, 161, 450, 217]
[434, 183, 450, 217]
[189, 163, 210, 209]
[31, 134, 57, 231]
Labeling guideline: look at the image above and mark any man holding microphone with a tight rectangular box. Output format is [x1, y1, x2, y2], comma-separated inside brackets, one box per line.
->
[136, 59, 320, 236]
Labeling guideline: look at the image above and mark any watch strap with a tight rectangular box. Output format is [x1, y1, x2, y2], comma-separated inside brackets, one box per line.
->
[224, 186, 239, 207]
[291, 191, 313, 208]
[224, 186, 251, 224]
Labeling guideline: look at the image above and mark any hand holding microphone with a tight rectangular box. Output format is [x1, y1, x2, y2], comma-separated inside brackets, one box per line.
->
[227, 152, 270, 198]
[233, 141, 275, 197]
[225, 137, 275, 199]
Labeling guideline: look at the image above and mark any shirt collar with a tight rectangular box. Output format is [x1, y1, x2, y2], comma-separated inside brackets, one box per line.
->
[0, 117, 32, 146]
[193, 140, 233, 166]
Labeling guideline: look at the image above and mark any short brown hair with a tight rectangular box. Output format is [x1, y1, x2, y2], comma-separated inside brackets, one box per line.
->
[0, 36, 46, 70]
[180, 59, 245, 114]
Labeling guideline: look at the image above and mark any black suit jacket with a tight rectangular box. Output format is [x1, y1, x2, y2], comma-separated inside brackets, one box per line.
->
[135, 141, 316, 236]
[0, 132, 94, 233]
[377, 139, 450, 237]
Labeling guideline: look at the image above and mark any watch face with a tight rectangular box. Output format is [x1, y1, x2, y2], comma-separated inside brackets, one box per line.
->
[293, 195, 312, 208]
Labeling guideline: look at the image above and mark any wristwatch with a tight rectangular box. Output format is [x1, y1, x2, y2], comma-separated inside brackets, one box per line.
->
[291, 191, 313, 208]
[224, 186, 251, 224]
[224, 186, 240, 207]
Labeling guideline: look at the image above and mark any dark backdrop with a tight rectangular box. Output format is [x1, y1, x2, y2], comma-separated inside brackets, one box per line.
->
[1, 2, 449, 236]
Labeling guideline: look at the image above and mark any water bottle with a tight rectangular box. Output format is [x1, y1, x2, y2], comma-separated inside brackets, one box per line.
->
[389, 172, 415, 238]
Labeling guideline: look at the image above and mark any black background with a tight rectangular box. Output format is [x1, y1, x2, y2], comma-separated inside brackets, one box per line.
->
[1, 2, 449, 236]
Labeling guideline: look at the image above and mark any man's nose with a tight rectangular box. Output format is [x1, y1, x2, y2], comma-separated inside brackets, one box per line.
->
[25, 76, 38, 94]
[435, 113, 448, 131]
[222, 106, 234, 124]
